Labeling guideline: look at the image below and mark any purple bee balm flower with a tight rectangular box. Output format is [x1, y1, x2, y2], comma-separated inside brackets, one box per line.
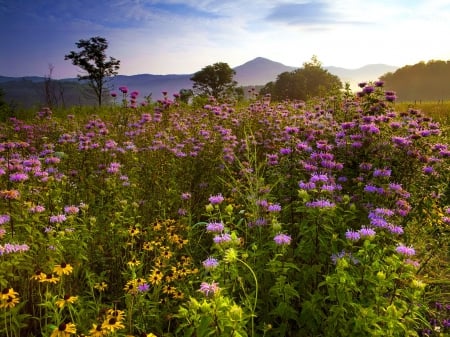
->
[202, 257, 219, 270]
[273, 233, 292, 245]
[9, 172, 28, 182]
[267, 203, 282, 212]
[181, 192, 191, 200]
[199, 281, 220, 297]
[0, 214, 10, 225]
[396, 244, 415, 256]
[206, 222, 224, 233]
[49, 214, 66, 223]
[208, 194, 224, 205]
[345, 230, 360, 241]
[358, 227, 376, 238]
[213, 233, 232, 244]
[306, 199, 336, 208]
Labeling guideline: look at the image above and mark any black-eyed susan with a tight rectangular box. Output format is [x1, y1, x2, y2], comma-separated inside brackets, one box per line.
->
[162, 285, 175, 295]
[142, 241, 154, 251]
[0, 295, 20, 309]
[172, 290, 184, 300]
[93, 281, 108, 292]
[123, 280, 138, 295]
[56, 294, 78, 309]
[101, 317, 125, 332]
[50, 322, 77, 337]
[160, 247, 173, 260]
[39, 273, 60, 284]
[127, 257, 141, 268]
[149, 269, 163, 285]
[150, 221, 162, 231]
[128, 226, 140, 237]
[106, 308, 125, 322]
[1, 287, 18, 301]
[30, 270, 47, 281]
[88, 323, 106, 337]
[53, 262, 73, 276]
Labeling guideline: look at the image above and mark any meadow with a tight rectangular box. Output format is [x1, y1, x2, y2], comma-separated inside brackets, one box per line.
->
[0, 84, 449, 337]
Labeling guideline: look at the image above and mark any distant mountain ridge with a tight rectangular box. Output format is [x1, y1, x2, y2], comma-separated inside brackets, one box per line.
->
[0, 57, 398, 107]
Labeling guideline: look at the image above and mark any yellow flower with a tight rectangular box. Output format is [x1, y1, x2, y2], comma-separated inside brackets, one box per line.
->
[128, 226, 140, 236]
[162, 285, 175, 295]
[50, 322, 77, 337]
[151, 221, 162, 231]
[149, 269, 163, 285]
[30, 270, 47, 281]
[124, 280, 138, 295]
[160, 248, 173, 260]
[89, 323, 106, 337]
[127, 258, 141, 268]
[106, 309, 125, 322]
[1, 287, 18, 301]
[39, 273, 60, 284]
[172, 290, 184, 300]
[0, 295, 20, 309]
[93, 281, 108, 292]
[101, 317, 124, 332]
[56, 294, 78, 309]
[53, 262, 73, 276]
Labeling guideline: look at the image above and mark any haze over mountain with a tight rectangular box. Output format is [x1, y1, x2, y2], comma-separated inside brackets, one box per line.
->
[0, 57, 397, 108]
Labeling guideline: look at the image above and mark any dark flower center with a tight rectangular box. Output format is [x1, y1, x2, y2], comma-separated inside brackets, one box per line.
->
[58, 323, 67, 331]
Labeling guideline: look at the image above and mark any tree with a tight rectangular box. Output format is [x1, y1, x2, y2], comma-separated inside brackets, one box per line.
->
[65, 36, 120, 106]
[190, 62, 238, 100]
[261, 56, 342, 101]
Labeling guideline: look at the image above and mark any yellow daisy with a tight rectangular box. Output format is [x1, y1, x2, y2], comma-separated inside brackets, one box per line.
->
[93, 281, 108, 292]
[30, 270, 47, 281]
[53, 262, 73, 276]
[50, 322, 77, 337]
[106, 309, 125, 322]
[127, 258, 141, 268]
[39, 273, 60, 284]
[56, 294, 78, 309]
[0, 295, 20, 309]
[1, 287, 18, 300]
[149, 269, 163, 285]
[88, 323, 106, 337]
[101, 318, 124, 332]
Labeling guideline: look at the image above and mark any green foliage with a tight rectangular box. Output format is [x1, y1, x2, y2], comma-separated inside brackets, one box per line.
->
[65, 36, 120, 106]
[381, 60, 450, 101]
[260, 55, 342, 101]
[190, 62, 239, 101]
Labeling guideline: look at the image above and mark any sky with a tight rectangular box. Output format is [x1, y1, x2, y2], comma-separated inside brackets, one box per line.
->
[1, 0, 450, 79]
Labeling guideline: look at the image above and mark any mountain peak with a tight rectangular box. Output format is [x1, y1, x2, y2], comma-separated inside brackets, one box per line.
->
[234, 57, 296, 86]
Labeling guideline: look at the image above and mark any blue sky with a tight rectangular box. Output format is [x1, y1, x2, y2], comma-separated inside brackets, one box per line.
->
[1, 0, 449, 78]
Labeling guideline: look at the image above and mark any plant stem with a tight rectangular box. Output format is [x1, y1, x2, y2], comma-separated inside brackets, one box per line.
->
[237, 258, 258, 337]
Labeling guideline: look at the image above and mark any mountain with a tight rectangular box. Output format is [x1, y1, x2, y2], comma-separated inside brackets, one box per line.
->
[234, 57, 296, 86]
[326, 64, 399, 89]
[0, 58, 398, 108]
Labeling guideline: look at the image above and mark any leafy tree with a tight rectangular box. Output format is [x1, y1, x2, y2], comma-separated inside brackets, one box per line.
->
[381, 60, 450, 101]
[190, 62, 238, 100]
[65, 36, 120, 106]
[260, 56, 342, 101]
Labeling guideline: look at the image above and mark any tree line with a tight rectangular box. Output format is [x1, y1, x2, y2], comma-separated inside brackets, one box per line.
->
[381, 60, 450, 101]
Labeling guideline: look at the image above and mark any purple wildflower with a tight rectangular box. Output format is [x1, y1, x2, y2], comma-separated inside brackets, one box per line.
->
[396, 244, 416, 256]
[208, 194, 224, 205]
[49, 214, 66, 224]
[181, 192, 192, 200]
[358, 227, 376, 238]
[0, 214, 10, 225]
[9, 172, 28, 182]
[213, 233, 232, 244]
[206, 222, 224, 233]
[64, 205, 79, 215]
[273, 233, 292, 245]
[345, 230, 360, 241]
[306, 199, 336, 208]
[199, 281, 220, 297]
[267, 203, 282, 212]
[202, 257, 219, 270]
[137, 283, 150, 292]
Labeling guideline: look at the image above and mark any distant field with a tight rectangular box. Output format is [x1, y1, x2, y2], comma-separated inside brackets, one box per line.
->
[396, 101, 450, 126]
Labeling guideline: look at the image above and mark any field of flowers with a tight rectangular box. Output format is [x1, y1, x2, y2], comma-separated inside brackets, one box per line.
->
[1, 83, 449, 337]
